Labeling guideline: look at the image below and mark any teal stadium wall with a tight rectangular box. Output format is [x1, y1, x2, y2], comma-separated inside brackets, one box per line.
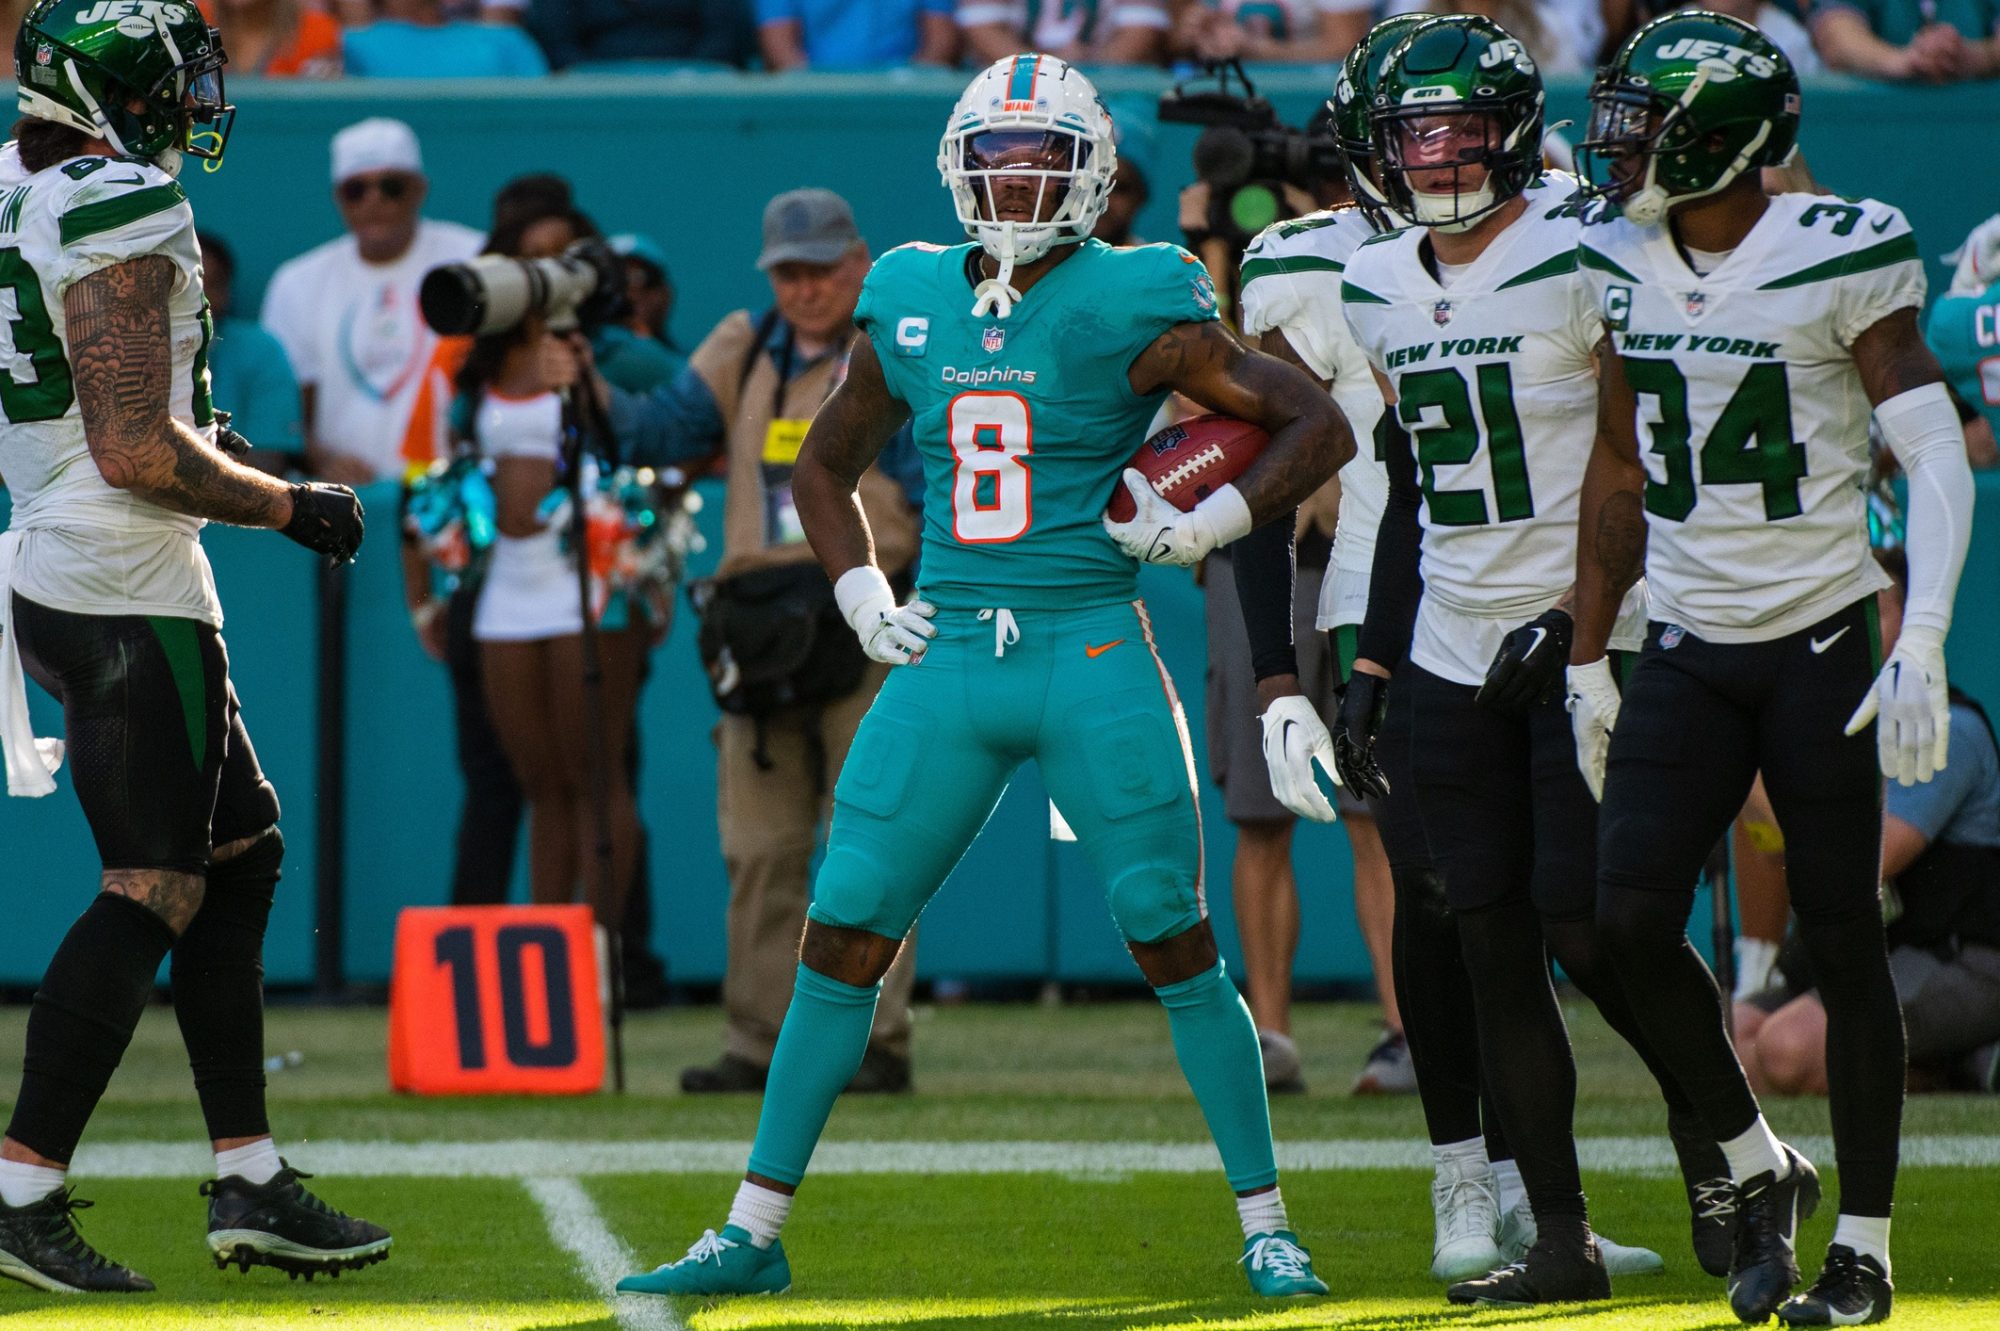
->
[0, 72, 1995, 987]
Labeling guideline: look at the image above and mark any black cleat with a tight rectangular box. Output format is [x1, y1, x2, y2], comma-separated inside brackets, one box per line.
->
[1729, 1145, 1821, 1323]
[1446, 1232, 1612, 1307]
[679, 1054, 768, 1095]
[845, 1046, 912, 1095]
[1670, 1113, 1738, 1278]
[204, 1165, 390, 1278]
[0, 1187, 153, 1293]
[1777, 1245, 1893, 1326]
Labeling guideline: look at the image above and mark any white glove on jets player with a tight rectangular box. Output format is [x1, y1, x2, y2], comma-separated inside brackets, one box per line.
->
[1845, 626, 1950, 786]
[1565, 658, 1621, 802]
[1259, 694, 1341, 823]
[1102, 470, 1254, 569]
[834, 566, 935, 666]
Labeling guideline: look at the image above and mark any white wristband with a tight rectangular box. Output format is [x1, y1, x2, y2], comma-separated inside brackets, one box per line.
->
[834, 565, 894, 629]
[1193, 483, 1255, 551]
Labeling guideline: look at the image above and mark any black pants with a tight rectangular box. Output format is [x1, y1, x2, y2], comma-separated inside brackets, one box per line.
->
[1597, 599, 1903, 1217]
[1408, 659, 1693, 1219]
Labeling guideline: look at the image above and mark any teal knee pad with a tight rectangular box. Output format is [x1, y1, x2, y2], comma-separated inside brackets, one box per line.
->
[807, 840, 925, 939]
[746, 964, 881, 1187]
[1158, 960, 1278, 1193]
[1107, 863, 1204, 946]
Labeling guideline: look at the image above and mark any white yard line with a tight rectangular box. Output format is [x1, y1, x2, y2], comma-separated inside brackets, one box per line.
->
[66, 1134, 2000, 1180]
[525, 1176, 682, 1331]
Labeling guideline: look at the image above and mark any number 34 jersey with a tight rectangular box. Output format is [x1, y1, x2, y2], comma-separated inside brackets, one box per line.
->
[1341, 177, 1642, 685]
[0, 143, 220, 626]
[854, 238, 1219, 610]
[1579, 194, 1925, 644]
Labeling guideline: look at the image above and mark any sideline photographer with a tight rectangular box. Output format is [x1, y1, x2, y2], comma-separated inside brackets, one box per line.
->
[589, 188, 924, 1095]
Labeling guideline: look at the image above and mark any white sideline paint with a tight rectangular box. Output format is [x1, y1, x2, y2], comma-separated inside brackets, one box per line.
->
[64, 1135, 2000, 1180]
[525, 1176, 682, 1331]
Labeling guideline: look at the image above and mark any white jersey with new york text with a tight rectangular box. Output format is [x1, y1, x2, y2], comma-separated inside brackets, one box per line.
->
[1240, 206, 1386, 631]
[1578, 193, 1924, 643]
[0, 143, 220, 625]
[1342, 175, 1644, 685]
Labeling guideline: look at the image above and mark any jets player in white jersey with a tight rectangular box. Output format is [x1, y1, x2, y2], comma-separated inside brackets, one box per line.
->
[0, 0, 381, 1292]
[1570, 12, 1974, 1326]
[1335, 14, 1736, 1307]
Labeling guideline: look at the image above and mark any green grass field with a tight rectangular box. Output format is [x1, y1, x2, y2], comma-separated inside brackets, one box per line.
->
[0, 998, 1994, 1330]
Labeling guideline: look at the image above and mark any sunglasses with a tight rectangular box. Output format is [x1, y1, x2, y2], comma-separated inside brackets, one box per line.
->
[338, 174, 412, 204]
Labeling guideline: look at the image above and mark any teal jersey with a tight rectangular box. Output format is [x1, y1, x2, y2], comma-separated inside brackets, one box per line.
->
[1923, 280, 2000, 436]
[854, 238, 1221, 610]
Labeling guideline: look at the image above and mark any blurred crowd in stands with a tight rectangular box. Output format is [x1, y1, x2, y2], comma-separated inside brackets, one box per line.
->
[0, 0, 1994, 82]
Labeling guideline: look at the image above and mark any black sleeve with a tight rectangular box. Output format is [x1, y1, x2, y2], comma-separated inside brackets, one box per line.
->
[1232, 511, 1300, 682]
[1355, 413, 1423, 670]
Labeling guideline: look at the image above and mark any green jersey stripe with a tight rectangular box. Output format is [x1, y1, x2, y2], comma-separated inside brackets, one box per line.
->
[1496, 249, 1578, 290]
[1758, 233, 1920, 290]
[1577, 246, 1639, 282]
[1341, 280, 1389, 305]
[1240, 254, 1346, 286]
[59, 183, 187, 246]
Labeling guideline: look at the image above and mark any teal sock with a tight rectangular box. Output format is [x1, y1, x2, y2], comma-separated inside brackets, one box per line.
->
[745, 964, 880, 1187]
[1157, 960, 1279, 1192]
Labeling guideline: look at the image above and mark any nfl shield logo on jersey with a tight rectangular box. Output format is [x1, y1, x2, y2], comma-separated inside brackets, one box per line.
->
[1432, 299, 1454, 327]
[1660, 624, 1686, 650]
[982, 326, 1006, 353]
[1684, 291, 1708, 320]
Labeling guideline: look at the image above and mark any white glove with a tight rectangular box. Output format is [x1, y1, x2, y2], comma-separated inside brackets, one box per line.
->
[1564, 658, 1621, 802]
[1259, 694, 1341, 823]
[834, 565, 936, 667]
[1845, 626, 1950, 786]
[1102, 470, 1254, 569]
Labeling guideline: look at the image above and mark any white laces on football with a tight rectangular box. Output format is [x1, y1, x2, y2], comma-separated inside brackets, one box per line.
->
[680, 1229, 737, 1265]
[1241, 1234, 1312, 1280]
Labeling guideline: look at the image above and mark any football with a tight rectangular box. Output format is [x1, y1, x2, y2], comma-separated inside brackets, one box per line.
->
[1105, 414, 1270, 524]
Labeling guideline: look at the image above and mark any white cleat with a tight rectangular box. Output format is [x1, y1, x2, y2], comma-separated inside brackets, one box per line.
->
[1430, 1156, 1502, 1282]
[1499, 1198, 1665, 1277]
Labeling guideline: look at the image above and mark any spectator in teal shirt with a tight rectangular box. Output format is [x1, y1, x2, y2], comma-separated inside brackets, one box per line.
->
[1810, 0, 2000, 79]
[593, 234, 688, 395]
[345, 0, 552, 76]
[1924, 214, 2000, 468]
[755, 0, 956, 69]
[199, 233, 304, 476]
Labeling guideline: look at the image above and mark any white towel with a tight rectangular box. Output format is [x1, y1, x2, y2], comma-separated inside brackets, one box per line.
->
[0, 532, 64, 797]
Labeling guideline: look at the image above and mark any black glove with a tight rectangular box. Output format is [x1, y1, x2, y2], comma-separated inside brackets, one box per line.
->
[1477, 607, 1573, 716]
[1332, 669, 1392, 802]
[282, 482, 365, 564]
[213, 409, 251, 460]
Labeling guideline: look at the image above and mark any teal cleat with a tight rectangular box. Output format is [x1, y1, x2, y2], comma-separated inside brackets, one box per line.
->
[616, 1226, 791, 1297]
[1241, 1230, 1329, 1297]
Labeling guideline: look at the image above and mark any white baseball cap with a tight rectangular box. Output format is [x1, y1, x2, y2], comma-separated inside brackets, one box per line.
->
[330, 118, 423, 184]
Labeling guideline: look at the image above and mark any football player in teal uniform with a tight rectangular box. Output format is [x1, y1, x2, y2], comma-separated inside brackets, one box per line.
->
[619, 53, 1353, 1300]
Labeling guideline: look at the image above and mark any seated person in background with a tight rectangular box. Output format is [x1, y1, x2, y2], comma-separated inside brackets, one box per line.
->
[1808, 0, 2000, 80]
[199, 233, 305, 477]
[594, 234, 689, 394]
[756, 0, 956, 69]
[1175, 0, 1371, 64]
[204, 0, 344, 75]
[344, 0, 551, 75]
[1602, 0, 1821, 71]
[526, 0, 756, 68]
[956, 0, 1172, 65]
[1925, 213, 2000, 469]
[1374, 0, 1585, 71]
[1736, 550, 2000, 1096]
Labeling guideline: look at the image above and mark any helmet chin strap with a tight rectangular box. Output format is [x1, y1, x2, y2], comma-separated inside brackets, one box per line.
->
[1414, 181, 1496, 234]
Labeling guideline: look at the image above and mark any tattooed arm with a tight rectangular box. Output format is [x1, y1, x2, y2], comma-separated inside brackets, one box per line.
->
[1129, 319, 1353, 525]
[68, 257, 292, 528]
[1570, 339, 1648, 664]
[792, 333, 912, 581]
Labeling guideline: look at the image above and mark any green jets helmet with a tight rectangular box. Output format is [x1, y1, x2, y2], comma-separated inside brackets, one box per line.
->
[1369, 15, 1546, 234]
[14, 0, 233, 173]
[1579, 10, 1798, 226]
[1330, 13, 1428, 229]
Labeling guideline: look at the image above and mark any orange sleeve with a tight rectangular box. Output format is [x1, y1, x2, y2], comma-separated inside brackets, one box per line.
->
[399, 336, 472, 477]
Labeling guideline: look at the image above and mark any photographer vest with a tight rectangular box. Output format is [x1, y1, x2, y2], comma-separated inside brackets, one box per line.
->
[687, 308, 918, 582]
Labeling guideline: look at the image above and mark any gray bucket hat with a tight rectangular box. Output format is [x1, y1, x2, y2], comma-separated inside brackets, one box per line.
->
[757, 188, 863, 270]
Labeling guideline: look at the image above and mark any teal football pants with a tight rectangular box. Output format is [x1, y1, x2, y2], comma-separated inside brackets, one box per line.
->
[806, 600, 1206, 947]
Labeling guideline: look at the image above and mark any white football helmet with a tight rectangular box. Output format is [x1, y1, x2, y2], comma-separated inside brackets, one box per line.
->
[938, 53, 1116, 318]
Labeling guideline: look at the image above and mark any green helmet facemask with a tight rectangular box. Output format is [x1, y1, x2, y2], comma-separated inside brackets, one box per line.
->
[1579, 10, 1798, 226]
[15, 0, 234, 175]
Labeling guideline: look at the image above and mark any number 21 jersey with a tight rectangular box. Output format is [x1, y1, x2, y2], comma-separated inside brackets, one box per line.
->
[854, 238, 1219, 610]
[1578, 194, 1925, 643]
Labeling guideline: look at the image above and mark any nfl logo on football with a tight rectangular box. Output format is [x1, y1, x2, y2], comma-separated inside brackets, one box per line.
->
[1432, 299, 1454, 327]
[982, 326, 1005, 353]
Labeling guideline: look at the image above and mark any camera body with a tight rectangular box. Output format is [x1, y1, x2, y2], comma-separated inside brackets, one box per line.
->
[419, 238, 628, 337]
[1160, 59, 1343, 247]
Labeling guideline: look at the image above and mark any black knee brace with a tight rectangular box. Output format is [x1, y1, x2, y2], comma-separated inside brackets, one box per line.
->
[171, 829, 282, 1142]
[8, 893, 177, 1163]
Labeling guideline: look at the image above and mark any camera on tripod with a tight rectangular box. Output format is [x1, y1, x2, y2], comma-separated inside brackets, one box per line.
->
[1159, 58, 1343, 247]
[418, 238, 629, 337]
